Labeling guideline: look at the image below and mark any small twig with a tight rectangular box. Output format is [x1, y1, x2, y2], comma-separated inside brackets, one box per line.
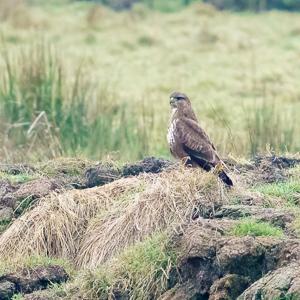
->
[27, 111, 46, 137]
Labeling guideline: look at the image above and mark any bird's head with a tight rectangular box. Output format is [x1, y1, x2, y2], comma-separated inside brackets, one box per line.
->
[169, 92, 191, 109]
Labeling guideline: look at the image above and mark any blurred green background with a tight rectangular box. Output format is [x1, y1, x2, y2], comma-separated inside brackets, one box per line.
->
[52, 0, 300, 11]
[0, 0, 300, 162]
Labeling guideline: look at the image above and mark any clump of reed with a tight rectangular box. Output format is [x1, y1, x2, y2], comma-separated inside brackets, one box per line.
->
[0, 42, 152, 162]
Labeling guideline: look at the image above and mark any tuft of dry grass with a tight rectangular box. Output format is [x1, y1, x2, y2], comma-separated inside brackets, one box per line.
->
[76, 167, 226, 268]
[0, 176, 142, 261]
[0, 165, 228, 268]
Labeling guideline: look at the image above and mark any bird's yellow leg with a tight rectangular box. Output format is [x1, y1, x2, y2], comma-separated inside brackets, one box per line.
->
[213, 162, 224, 175]
[181, 156, 192, 167]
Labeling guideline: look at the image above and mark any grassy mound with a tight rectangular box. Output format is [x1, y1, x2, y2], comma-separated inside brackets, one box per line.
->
[76, 167, 224, 268]
[0, 166, 225, 267]
[0, 176, 142, 261]
[0, 156, 299, 299]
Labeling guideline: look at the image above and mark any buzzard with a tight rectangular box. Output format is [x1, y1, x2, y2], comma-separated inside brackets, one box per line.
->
[167, 92, 233, 186]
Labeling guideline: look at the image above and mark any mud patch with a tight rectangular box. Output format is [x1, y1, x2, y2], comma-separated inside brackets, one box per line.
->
[237, 155, 300, 185]
[85, 163, 121, 188]
[167, 219, 300, 299]
[122, 157, 174, 177]
[85, 157, 174, 188]
[0, 265, 68, 299]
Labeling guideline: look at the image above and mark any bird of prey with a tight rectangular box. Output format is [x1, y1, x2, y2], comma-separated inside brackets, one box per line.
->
[167, 92, 233, 186]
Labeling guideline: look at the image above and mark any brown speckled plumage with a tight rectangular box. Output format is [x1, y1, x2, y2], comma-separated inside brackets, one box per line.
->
[167, 92, 233, 186]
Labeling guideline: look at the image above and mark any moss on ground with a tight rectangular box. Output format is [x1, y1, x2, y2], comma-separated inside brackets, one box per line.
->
[230, 219, 284, 237]
[0, 171, 36, 184]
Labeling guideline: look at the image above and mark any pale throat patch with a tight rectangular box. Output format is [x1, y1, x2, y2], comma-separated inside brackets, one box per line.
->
[171, 107, 177, 117]
[167, 118, 177, 146]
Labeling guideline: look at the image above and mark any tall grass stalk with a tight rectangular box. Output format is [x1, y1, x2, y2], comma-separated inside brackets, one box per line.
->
[0, 43, 152, 162]
[245, 97, 296, 156]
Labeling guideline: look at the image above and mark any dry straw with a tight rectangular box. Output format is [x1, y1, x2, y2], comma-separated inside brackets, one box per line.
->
[77, 167, 226, 268]
[0, 176, 141, 261]
[0, 166, 227, 267]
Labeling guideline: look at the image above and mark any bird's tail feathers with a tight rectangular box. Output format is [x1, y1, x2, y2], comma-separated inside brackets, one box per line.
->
[218, 171, 233, 187]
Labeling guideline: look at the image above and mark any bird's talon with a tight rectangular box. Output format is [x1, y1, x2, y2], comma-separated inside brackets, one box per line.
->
[181, 156, 192, 167]
[214, 162, 224, 174]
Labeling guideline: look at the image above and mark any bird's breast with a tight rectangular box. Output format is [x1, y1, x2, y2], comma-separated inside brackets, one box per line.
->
[167, 119, 177, 146]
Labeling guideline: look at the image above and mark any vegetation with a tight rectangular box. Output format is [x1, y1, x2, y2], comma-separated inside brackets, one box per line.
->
[0, 171, 35, 183]
[0, 255, 73, 276]
[203, 0, 300, 11]
[255, 180, 300, 206]
[0, 157, 299, 298]
[78, 232, 177, 299]
[230, 218, 284, 237]
[0, 1, 300, 162]
[1, 1, 300, 299]
[292, 216, 300, 237]
[77, 0, 300, 12]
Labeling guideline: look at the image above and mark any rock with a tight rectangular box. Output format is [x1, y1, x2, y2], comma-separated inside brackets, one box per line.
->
[216, 237, 269, 280]
[0, 206, 13, 223]
[209, 274, 250, 300]
[0, 280, 16, 300]
[171, 220, 300, 299]
[1, 265, 69, 294]
[158, 282, 200, 300]
[122, 157, 174, 177]
[238, 263, 300, 299]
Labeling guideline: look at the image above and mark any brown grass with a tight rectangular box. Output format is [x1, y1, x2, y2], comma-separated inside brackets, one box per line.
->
[0, 176, 142, 261]
[76, 167, 226, 268]
[0, 166, 228, 269]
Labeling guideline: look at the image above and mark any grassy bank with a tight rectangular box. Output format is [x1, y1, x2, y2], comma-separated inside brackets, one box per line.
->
[0, 156, 300, 299]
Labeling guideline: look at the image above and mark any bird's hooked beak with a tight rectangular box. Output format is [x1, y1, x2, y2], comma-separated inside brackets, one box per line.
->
[170, 97, 177, 107]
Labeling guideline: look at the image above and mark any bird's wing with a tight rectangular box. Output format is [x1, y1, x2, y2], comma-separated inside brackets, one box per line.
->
[175, 118, 220, 168]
